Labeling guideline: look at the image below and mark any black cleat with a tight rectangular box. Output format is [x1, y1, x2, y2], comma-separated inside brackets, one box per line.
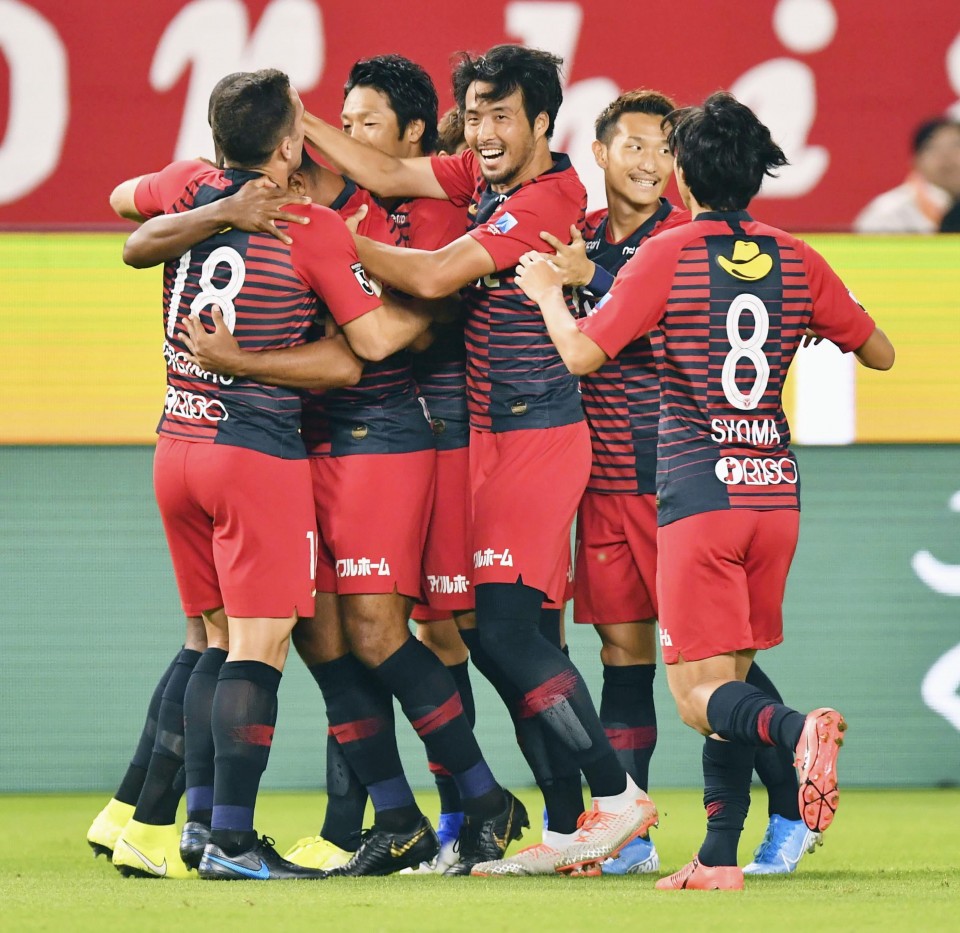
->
[180, 821, 211, 870]
[321, 816, 439, 877]
[198, 836, 326, 880]
[445, 788, 529, 875]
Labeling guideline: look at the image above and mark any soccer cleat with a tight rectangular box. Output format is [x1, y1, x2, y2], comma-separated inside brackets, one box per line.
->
[553, 781, 659, 875]
[444, 789, 530, 875]
[794, 707, 847, 833]
[282, 835, 352, 870]
[471, 841, 562, 876]
[179, 821, 211, 871]
[112, 819, 195, 879]
[655, 857, 744, 890]
[743, 815, 823, 875]
[87, 798, 134, 860]
[320, 817, 439, 877]
[399, 812, 463, 875]
[198, 836, 325, 880]
[600, 835, 661, 875]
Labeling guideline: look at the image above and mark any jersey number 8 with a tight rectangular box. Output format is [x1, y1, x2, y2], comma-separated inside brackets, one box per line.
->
[721, 293, 770, 411]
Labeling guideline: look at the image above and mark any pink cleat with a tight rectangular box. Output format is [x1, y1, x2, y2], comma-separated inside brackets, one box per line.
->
[655, 858, 744, 891]
[794, 707, 847, 833]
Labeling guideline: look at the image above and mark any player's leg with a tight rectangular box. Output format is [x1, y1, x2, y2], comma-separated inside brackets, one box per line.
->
[742, 660, 822, 875]
[409, 612, 473, 869]
[469, 424, 657, 876]
[179, 609, 229, 869]
[87, 647, 183, 860]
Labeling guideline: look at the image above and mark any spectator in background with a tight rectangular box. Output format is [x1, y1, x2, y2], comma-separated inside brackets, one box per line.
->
[854, 118, 960, 232]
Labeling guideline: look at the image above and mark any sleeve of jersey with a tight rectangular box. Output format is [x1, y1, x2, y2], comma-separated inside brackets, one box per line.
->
[133, 160, 212, 218]
[408, 199, 468, 250]
[357, 196, 402, 247]
[429, 151, 479, 208]
[577, 241, 675, 359]
[803, 243, 877, 352]
[290, 206, 383, 327]
[468, 181, 580, 271]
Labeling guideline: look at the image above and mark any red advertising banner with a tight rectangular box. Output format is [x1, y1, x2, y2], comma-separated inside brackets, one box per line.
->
[1, 0, 958, 230]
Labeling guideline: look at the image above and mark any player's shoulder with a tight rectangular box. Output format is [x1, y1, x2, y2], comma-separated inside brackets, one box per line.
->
[584, 208, 609, 238]
[660, 205, 692, 231]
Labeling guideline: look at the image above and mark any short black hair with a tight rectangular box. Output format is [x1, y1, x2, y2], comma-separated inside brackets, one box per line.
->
[595, 89, 676, 144]
[211, 69, 295, 167]
[913, 117, 960, 154]
[207, 72, 246, 125]
[665, 91, 788, 211]
[344, 55, 439, 154]
[452, 44, 564, 138]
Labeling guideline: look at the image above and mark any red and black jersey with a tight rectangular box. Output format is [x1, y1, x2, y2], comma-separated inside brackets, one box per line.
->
[301, 178, 432, 457]
[134, 161, 380, 459]
[579, 210, 877, 525]
[431, 149, 587, 433]
[391, 195, 470, 450]
[577, 200, 689, 495]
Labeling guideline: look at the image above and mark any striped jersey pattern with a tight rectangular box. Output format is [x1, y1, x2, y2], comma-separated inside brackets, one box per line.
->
[580, 211, 877, 525]
[431, 149, 587, 433]
[577, 200, 687, 494]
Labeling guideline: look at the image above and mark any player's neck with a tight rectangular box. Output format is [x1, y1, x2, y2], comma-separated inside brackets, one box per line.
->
[604, 192, 661, 242]
[489, 142, 554, 193]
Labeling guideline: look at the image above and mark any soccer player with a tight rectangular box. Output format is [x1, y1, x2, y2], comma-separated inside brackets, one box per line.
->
[539, 89, 824, 877]
[300, 43, 659, 876]
[514, 90, 894, 890]
[109, 68, 437, 881]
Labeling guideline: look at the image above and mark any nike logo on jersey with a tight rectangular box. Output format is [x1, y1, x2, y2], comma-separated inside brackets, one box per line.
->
[390, 825, 428, 858]
[121, 841, 167, 876]
[716, 240, 773, 281]
[204, 854, 271, 879]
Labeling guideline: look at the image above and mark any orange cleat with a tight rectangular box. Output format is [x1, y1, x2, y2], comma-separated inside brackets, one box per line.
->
[655, 858, 744, 891]
[794, 707, 847, 833]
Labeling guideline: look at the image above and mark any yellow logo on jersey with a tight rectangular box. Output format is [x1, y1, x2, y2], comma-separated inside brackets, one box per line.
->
[717, 240, 773, 282]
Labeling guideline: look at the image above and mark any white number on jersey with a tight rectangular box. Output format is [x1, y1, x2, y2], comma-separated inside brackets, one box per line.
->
[166, 246, 246, 338]
[721, 293, 770, 411]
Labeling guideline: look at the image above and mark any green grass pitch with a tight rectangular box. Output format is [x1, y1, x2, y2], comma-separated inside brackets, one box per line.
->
[2, 787, 958, 931]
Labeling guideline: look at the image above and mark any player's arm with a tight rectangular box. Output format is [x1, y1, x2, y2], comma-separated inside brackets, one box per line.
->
[182, 307, 363, 391]
[303, 112, 447, 200]
[355, 232, 495, 300]
[853, 327, 895, 370]
[515, 253, 608, 375]
[338, 293, 437, 361]
[539, 225, 614, 294]
[109, 177, 148, 222]
[122, 180, 312, 268]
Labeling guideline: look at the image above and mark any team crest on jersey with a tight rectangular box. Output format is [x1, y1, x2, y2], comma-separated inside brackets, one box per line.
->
[486, 212, 518, 236]
[350, 261, 381, 297]
[717, 240, 773, 282]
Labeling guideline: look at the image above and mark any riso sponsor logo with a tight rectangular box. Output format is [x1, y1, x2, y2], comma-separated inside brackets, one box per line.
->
[164, 387, 228, 422]
[714, 456, 798, 486]
[711, 417, 781, 447]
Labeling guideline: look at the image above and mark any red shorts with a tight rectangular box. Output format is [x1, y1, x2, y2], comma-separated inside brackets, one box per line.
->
[417, 445, 473, 614]
[153, 437, 316, 618]
[469, 422, 591, 604]
[311, 450, 435, 598]
[574, 492, 658, 625]
[656, 509, 800, 664]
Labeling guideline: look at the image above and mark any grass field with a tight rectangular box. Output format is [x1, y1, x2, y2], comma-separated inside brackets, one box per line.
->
[2, 788, 958, 932]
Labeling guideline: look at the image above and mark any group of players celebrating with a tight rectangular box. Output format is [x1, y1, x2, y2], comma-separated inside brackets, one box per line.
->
[86, 43, 894, 889]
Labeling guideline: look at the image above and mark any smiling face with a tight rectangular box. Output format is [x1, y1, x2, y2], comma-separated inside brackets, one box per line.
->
[462, 82, 546, 190]
[594, 111, 673, 212]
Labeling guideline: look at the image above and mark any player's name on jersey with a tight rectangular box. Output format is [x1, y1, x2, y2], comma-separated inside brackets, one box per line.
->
[710, 417, 782, 447]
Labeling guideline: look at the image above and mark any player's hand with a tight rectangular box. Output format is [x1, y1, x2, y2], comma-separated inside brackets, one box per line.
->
[220, 177, 311, 245]
[181, 305, 245, 376]
[343, 202, 368, 235]
[801, 328, 825, 347]
[539, 225, 593, 287]
[515, 251, 564, 304]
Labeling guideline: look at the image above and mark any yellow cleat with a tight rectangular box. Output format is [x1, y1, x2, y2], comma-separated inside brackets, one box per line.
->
[87, 798, 134, 860]
[283, 835, 352, 870]
[112, 819, 196, 879]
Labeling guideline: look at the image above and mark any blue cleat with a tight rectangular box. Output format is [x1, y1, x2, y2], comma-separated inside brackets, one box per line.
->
[743, 815, 823, 875]
[600, 834, 660, 875]
[198, 835, 325, 880]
